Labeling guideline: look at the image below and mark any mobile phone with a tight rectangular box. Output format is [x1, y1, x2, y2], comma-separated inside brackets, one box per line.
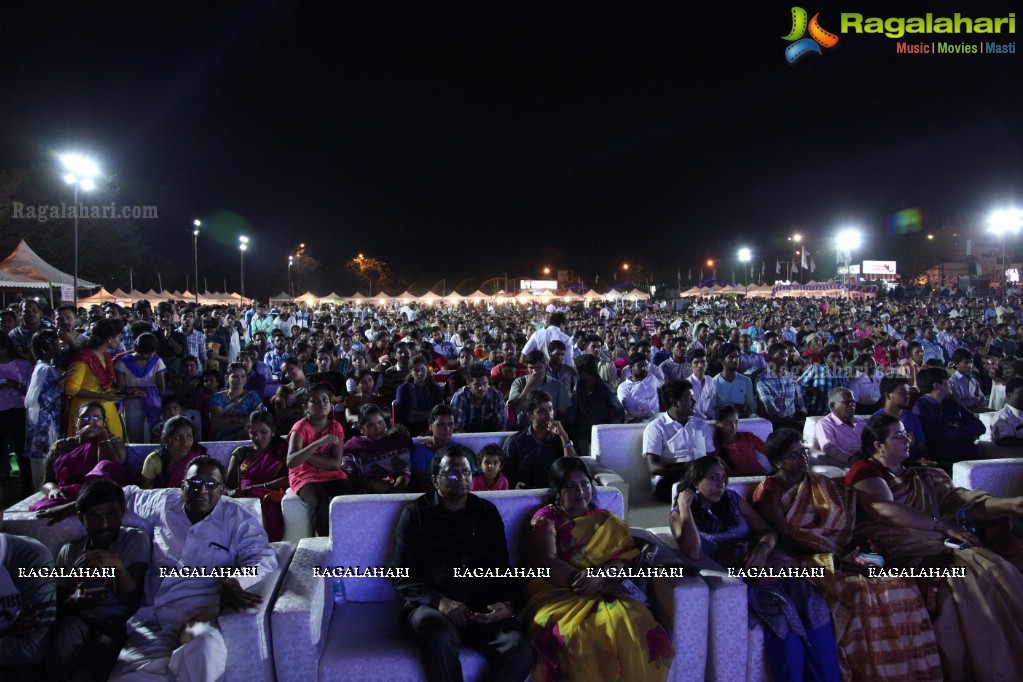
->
[943, 538, 968, 550]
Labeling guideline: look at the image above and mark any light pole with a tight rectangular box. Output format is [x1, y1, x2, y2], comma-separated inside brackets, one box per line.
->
[738, 248, 751, 295]
[288, 255, 294, 297]
[788, 233, 802, 284]
[836, 229, 862, 287]
[192, 220, 201, 303]
[60, 154, 100, 307]
[239, 236, 249, 301]
[706, 259, 715, 282]
[988, 209, 1023, 300]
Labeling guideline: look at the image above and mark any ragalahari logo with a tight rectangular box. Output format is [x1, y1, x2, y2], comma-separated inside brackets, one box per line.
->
[782, 7, 839, 63]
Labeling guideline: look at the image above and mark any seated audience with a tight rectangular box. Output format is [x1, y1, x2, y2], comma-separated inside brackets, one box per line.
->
[911, 367, 985, 465]
[991, 376, 1023, 446]
[503, 391, 577, 489]
[713, 405, 769, 476]
[686, 348, 715, 421]
[752, 429, 943, 681]
[755, 342, 807, 430]
[31, 402, 129, 511]
[344, 368, 388, 434]
[209, 362, 266, 441]
[342, 404, 412, 493]
[272, 357, 311, 433]
[617, 352, 662, 422]
[525, 457, 674, 681]
[409, 405, 467, 493]
[847, 354, 883, 414]
[566, 354, 624, 456]
[450, 364, 507, 433]
[394, 355, 445, 436]
[50, 479, 150, 681]
[0, 523, 56, 678]
[226, 411, 289, 542]
[672, 455, 840, 682]
[287, 384, 352, 536]
[508, 350, 571, 430]
[873, 377, 927, 460]
[471, 444, 508, 491]
[948, 347, 986, 412]
[797, 344, 848, 416]
[846, 413, 1023, 681]
[643, 379, 716, 502]
[141, 415, 206, 489]
[712, 343, 757, 417]
[815, 387, 866, 467]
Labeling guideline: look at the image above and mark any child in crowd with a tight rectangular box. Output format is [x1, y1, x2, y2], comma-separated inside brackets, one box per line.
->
[471, 444, 508, 491]
[150, 395, 183, 442]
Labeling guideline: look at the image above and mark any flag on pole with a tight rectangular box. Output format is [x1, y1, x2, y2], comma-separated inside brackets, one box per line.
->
[791, 256, 798, 275]
[776, 260, 782, 275]
[801, 249, 809, 270]
[595, 274, 600, 284]
[688, 268, 692, 281]
[761, 261, 766, 279]
[699, 267, 704, 281]
[810, 255, 816, 273]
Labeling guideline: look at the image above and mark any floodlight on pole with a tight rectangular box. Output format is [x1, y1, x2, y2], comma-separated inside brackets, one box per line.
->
[192, 219, 201, 303]
[60, 153, 100, 308]
[988, 208, 1023, 300]
[288, 255, 294, 298]
[836, 229, 862, 285]
[239, 236, 249, 301]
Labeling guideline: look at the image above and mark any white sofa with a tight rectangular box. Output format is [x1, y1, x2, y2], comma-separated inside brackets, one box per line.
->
[952, 457, 1023, 496]
[279, 431, 628, 545]
[271, 487, 715, 682]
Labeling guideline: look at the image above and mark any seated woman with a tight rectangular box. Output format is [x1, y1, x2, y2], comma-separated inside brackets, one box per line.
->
[752, 428, 943, 681]
[226, 410, 289, 542]
[394, 355, 445, 436]
[342, 351, 376, 395]
[523, 457, 674, 682]
[287, 384, 352, 537]
[209, 362, 266, 441]
[272, 358, 311, 434]
[846, 413, 1023, 681]
[712, 405, 770, 476]
[445, 347, 475, 398]
[341, 403, 412, 493]
[343, 368, 387, 434]
[567, 354, 624, 457]
[31, 402, 129, 511]
[140, 415, 206, 488]
[671, 455, 841, 682]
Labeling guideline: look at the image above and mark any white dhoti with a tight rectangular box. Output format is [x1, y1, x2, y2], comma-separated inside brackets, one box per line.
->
[110, 606, 226, 682]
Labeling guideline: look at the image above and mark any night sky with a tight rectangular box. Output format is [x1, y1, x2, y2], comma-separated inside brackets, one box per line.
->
[0, 0, 1019, 297]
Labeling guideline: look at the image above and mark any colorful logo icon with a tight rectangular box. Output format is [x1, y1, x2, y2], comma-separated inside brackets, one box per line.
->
[782, 7, 839, 63]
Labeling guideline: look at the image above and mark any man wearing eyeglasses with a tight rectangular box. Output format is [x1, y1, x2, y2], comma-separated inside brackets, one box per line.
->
[108, 455, 277, 680]
[392, 445, 533, 682]
[815, 388, 866, 467]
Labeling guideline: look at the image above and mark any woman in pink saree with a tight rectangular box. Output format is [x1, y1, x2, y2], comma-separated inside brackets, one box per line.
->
[31, 401, 129, 512]
[226, 410, 289, 541]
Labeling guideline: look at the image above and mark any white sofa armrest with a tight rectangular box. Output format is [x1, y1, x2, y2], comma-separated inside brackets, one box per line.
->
[272, 537, 332, 682]
[223, 541, 295, 682]
[281, 488, 313, 545]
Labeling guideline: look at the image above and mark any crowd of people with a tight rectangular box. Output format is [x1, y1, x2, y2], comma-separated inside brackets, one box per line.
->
[1, 284, 1022, 679]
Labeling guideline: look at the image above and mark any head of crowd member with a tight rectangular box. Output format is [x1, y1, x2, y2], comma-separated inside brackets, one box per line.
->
[431, 444, 474, 507]
[764, 428, 808, 476]
[853, 354, 876, 379]
[950, 348, 974, 377]
[303, 383, 335, 422]
[679, 455, 734, 521]
[524, 350, 547, 382]
[688, 348, 708, 378]
[76, 478, 127, 551]
[695, 323, 709, 344]
[670, 337, 688, 363]
[247, 410, 277, 452]
[181, 455, 226, 523]
[543, 457, 596, 513]
[526, 390, 554, 433]
[547, 340, 568, 369]
[56, 303, 78, 333]
[358, 403, 388, 441]
[574, 354, 601, 389]
[500, 339, 518, 363]
[627, 352, 649, 382]
[315, 346, 336, 374]
[427, 404, 455, 446]
[179, 309, 196, 334]
[352, 368, 376, 397]
[822, 344, 844, 369]
[393, 341, 412, 369]
[456, 347, 475, 372]
[766, 342, 789, 373]
[270, 331, 287, 354]
[31, 328, 62, 364]
[659, 379, 694, 422]
[907, 341, 924, 367]
[719, 343, 740, 373]
[855, 413, 909, 467]
[281, 357, 306, 385]
[405, 355, 430, 385]
[917, 367, 951, 403]
[828, 387, 856, 424]
[921, 326, 937, 343]
[19, 297, 43, 331]
[1005, 376, 1023, 412]
[467, 364, 492, 400]
[738, 334, 755, 355]
[582, 335, 603, 357]
[880, 376, 911, 413]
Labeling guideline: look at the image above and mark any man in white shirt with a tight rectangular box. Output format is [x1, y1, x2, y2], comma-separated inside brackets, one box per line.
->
[616, 353, 662, 422]
[520, 312, 574, 368]
[992, 377, 1023, 446]
[109, 456, 277, 681]
[686, 348, 716, 421]
[643, 379, 716, 502]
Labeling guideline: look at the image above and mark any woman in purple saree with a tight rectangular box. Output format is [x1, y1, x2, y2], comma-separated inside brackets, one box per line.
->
[226, 410, 289, 541]
[31, 401, 129, 512]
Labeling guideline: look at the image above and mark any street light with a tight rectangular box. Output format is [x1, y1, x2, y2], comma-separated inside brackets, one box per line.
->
[738, 248, 751, 294]
[192, 219, 201, 303]
[543, 267, 551, 276]
[288, 255, 294, 298]
[60, 154, 100, 307]
[239, 236, 249, 301]
[989, 209, 1023, 300]
[836, 229, 862, 286]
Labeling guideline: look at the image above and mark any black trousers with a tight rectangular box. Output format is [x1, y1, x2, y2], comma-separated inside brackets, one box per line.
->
[403, 605, 533, 682]
[297, 478, 353, 536]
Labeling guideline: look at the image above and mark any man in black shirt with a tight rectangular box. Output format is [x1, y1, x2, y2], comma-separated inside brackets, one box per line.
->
[502, 391, 577, 488]
[392, 445, 532, 682]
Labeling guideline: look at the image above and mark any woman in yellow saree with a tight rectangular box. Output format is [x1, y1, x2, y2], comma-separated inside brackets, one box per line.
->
[523, 457, 673, 682]
[753, 428, 942, 682]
